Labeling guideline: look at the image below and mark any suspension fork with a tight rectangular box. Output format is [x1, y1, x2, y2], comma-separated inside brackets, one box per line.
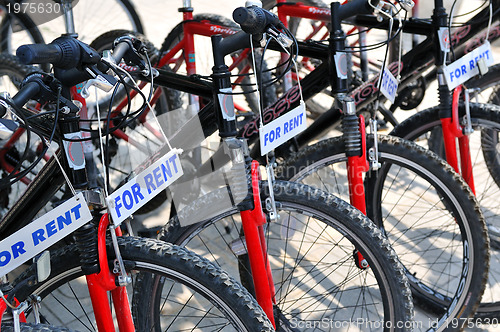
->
[83, 213, 134, 332]
[239, 160, 276, 328]
[342, 98, 370, 270]
[440, 84, 476, 193]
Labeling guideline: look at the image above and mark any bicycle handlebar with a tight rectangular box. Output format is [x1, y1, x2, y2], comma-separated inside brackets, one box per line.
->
[233, 0, 379, 35]
[233, 6, 283, 34]
[0, 80, 41, 118]
[338, 0, 380, 21]
[17, 37, 94, 69]
[17, 36, 134, 70]
[1, 37, 137, 118]
[16, 43, 64, 68]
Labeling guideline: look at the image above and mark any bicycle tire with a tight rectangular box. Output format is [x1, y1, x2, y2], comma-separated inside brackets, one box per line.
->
[159, 180, 414, 331]
[11, 236, 273, 331]
[26, 0, 143, 46]
[390, 103, 500, 320]
[2, 323, 76, 332]
[160, 13, 277, 112]
[466, 63, 500, 105]
[0, 3, 44, 54]
[109, 0, 143, 34]
[276, 135, 489, 331]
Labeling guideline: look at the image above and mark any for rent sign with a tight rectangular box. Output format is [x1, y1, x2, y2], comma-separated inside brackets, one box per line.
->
[444, 42, 494, 90]
[0, 193, 92, 277]
[260, 102, 306, 155]
[106, 150, 183, 226]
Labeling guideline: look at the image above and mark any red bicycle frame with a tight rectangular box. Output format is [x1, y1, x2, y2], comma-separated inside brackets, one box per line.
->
[441, 84, 476, 194]
[240, 161, 276, 327]
[105, 3, 255, 148]
[86, 213, 134, 332]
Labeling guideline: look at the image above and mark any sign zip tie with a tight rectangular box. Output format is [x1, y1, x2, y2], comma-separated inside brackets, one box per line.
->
[143, 51, 174, 151]
[376, 2, 395, 91]
[486, 1, 493, 43]
[250, 36, 278, 216]
[44, 138, 77, 197]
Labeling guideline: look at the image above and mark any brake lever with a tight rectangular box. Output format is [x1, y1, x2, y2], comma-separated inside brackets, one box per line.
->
[80, 65, 118, 98]
[398, 0, 415, 12]
[266, 26, 293, 48]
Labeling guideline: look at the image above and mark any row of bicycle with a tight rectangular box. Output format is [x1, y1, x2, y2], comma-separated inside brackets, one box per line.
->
[0, 0, 499, 331]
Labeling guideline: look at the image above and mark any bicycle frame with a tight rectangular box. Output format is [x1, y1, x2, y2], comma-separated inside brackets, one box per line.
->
[441, 84, 476, 194]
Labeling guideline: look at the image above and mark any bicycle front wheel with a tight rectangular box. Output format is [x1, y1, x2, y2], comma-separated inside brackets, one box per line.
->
[277, 135, 489, 331]
[160, 181, 414, 331]
[390, 103, 500, 319]
[11, 237, 273, 331]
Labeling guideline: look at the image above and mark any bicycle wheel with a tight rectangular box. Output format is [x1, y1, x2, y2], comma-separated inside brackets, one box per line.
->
[11, 236, 273, 331]
[159, 180, 414, 331]
[2, 323, 76, 331]
[160, 13, 276, 113]
[30, 0, 143, 45]
[390, 103, 500, 319]
[0, 4, 44, 54]
[277, 135, 489, 331]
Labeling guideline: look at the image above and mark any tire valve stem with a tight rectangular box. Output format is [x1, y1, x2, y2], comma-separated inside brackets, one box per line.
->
[353, 250, 369, 269]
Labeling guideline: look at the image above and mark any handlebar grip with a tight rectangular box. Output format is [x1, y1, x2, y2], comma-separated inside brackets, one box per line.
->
[233, 6, 281, 34]
[0, 81, 41, 118]
[17, 37, 82, 69]
[16, 44, 62, 66]
[338, 0, 380, 21]
[112, 40, 132, 64]
[13, 81, 41, 108]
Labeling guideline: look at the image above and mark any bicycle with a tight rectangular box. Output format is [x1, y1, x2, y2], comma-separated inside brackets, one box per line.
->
[0, 31, 275, 331]
[269, 0, 500, 325]
[11, 3, 416, 330]
[135, 1, 489, 331]
[7, 0, 490, 328]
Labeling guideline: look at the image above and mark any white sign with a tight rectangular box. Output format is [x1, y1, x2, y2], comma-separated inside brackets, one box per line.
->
[106, 150, 183, 225]
[63, 133, 85, 170]
[260, 102, 306, 156]
[334, 52, 348, 79]
[438, 27, 450, 52]
[218, 88, 235, 121]
[444, 42, 494, 90]
[0, 193, 92, 277]
[379, 67, 398, 104]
